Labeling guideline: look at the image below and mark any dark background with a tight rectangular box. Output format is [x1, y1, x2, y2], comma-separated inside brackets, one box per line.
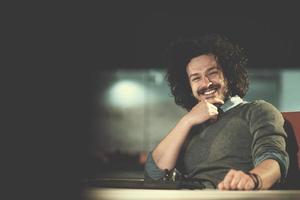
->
[7, 1, 299, 199]
[84, 1, 300, 70]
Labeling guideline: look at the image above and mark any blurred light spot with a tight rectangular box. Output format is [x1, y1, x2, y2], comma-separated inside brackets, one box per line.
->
[108, 80, 145, 107]
[149, 70, 164, 85]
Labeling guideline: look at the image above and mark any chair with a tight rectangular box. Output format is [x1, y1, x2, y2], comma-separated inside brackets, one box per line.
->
[281, 112, 300, 189]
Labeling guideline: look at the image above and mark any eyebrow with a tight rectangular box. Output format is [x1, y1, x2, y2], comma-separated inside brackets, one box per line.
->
[206, 66, 219, 73]
[188, 66, 218, 79]
[189, 73, 199, 79]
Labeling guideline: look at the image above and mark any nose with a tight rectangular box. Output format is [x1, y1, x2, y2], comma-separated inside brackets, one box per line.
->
[201, 75, 212, 88]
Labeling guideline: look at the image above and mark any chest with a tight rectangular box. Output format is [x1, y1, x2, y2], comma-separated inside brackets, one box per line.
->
[183, 116, 253, 169]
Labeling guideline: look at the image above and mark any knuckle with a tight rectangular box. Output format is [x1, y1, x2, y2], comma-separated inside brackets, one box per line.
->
[245, 182, 252, 190]
[223, 181, 229, 187]
[237, 183, 244, 190]
[230, 182, 237, 189]
[246, 175, 252, 181]
[218, 183, 224, 190]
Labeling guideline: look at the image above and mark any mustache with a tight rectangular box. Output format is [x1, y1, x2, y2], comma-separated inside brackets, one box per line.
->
[197, 84, 221, 95]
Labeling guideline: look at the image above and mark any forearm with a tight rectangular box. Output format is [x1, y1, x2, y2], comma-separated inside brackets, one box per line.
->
[152, 100, 221, 171]
[218, 159, 281, 190]
[152, 116, 193, 170]
[250, 159, 281, 189]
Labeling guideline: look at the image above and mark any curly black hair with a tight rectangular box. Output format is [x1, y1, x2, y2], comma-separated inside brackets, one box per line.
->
[164, 33, 249, 111]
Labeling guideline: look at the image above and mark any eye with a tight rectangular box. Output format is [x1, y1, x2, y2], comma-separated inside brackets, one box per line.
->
[191, 77, 200, 82]
[207, 70, 218, 77]
[208, 70, 218, 75]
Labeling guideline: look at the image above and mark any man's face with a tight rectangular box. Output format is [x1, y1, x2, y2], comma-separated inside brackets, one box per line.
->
[186, 54, 228, 104]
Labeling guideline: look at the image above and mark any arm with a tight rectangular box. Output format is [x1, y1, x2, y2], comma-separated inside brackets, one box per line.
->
[144, 117, 194, 181]
[250, 159, 281, 189]
[148, 99, 224, 174]
[152, 115, 194, 171]
[218, 159, 281, 190]
[218, 101, 289, 190]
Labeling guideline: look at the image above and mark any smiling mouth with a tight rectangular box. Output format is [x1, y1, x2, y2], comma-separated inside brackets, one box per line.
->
[203, 89, 216, 95]
[197, 84, 221, 97]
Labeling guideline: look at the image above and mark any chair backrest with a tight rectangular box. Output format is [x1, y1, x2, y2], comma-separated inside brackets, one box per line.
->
[280, 112, 300, 189]
[282, 112, 300, 169]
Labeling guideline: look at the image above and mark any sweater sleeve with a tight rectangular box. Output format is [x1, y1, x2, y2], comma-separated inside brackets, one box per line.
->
[144, 151, 167, 181]
[248, 100, 289, 182]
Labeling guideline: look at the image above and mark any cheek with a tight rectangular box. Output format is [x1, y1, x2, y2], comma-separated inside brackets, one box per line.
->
[191, 86, 198, 95]
[190, 83, 198, 96]
[189, 81, 195, 90]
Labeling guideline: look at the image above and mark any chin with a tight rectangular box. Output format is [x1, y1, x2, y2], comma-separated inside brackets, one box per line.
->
[204, 95, 224, 103]
[204, 96, 218, 101]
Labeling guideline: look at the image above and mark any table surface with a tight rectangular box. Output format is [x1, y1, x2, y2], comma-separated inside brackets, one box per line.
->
[82, 188, 300, 200]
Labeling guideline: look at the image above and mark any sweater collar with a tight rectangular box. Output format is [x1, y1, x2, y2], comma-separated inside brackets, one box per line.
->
[220, 95, 244, 112]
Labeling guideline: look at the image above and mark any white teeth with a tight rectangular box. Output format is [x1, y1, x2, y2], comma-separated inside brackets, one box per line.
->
[204, 90, 216, 95]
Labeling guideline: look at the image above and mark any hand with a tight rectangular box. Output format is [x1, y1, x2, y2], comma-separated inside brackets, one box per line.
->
[184, 98, 224, 126]
[218, 169, 255, 190]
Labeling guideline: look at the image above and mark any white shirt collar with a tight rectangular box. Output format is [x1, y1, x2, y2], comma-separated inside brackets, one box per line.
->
[220, 95, 245, 112]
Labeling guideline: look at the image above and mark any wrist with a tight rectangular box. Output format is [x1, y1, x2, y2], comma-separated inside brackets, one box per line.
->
[181, 114, 196, 128]
[245, 172, 262, 190]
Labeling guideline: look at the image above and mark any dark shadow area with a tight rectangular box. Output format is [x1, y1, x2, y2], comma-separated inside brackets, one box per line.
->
[93, 151, 145, 179]
[281, 119, 300, 189]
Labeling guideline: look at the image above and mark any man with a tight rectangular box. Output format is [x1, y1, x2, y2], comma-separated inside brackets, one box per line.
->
[144, 34, 289, 190]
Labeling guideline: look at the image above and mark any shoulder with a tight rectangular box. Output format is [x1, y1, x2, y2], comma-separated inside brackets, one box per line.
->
[241, 100, 284, 123]
[247, 100, 279, 112]
[246, 100, 280, 113]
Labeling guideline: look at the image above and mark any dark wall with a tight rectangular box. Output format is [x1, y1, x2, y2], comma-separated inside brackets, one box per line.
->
[84, 1, 300, 71]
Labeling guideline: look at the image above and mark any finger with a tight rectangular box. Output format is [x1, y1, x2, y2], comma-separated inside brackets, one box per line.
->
[218, 181, 225, 190]
[207, 103, 220, 115]
[209, 98, 225, 105]
[229, 175, 241, 190]
[230, 171, 247, 190]
[223, 170, 236, 190]
[208, 106, 219, 120]
[237, 176, 249, 190]
[245, 179, 255, 191]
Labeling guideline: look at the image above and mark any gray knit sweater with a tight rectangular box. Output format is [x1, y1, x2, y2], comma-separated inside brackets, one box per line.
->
[144, 99, 289, 188]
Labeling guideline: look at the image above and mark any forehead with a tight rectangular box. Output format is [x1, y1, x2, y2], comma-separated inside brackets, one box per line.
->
[186, 54, 218, 75]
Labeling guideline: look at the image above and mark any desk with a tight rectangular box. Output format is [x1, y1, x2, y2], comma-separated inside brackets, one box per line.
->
[82, 188, 300, 200]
